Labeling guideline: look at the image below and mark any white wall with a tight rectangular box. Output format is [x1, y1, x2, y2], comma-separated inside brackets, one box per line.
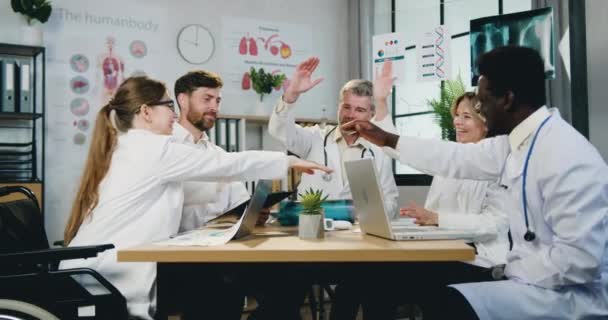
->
[586, 0, 608, 161]
[0, 0, 350, 242]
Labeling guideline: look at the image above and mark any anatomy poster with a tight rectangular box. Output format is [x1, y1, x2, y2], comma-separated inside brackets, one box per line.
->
[416, 25, 451, 82]
[221, 17, 312, 115]
[42, 1, 169, 241]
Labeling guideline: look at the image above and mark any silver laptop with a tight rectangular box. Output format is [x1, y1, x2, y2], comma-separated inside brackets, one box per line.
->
[172, 179, 271, 241]
[233, 179, 271, 239]
[344, 158, 475, 241]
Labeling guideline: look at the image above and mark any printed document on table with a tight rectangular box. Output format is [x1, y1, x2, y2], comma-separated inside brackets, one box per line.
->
[154, 210, 246, 246]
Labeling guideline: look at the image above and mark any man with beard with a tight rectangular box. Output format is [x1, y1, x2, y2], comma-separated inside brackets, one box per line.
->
[173, 70, 307, 319]
[173, 70, 257, 231]
[268, 57, 399, 217]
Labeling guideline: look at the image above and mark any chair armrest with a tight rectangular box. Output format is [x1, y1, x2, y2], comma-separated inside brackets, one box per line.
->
[52, 240, 65, 247]
[0, 244, 114, 266]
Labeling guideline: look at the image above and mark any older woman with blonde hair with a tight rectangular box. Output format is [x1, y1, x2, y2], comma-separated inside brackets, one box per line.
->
[331, 92, 510, 320]
[401, 91, 509, 268]
[392, 92, 510, 320]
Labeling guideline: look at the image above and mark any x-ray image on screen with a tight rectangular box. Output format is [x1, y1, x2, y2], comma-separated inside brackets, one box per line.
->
[470, 7, 555, 85]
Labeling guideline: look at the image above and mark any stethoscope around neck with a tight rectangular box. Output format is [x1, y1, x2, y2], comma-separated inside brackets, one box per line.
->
[501, 115, 552, 242]
[321, 126, 375, 182]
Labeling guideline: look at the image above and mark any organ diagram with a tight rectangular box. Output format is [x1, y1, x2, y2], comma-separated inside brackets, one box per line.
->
[66, 35, 151, 145]
[221, 17, 312, 115]
[237, 33, 294, 92]
[97, 36, 125, 104]
[238, 33, 292, 59]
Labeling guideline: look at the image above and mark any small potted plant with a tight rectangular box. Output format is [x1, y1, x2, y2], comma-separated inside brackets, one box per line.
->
[298, 188, 328, 239]
[249, 67, 286, 102]
[11, 0, 53, 46]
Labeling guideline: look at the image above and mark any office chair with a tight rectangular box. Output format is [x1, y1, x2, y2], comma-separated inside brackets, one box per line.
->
[0, 185, 128, 319]
[307, 284, 335, 320]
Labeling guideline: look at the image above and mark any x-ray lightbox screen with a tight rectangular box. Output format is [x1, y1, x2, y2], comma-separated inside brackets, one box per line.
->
[470, 7, 555, 85]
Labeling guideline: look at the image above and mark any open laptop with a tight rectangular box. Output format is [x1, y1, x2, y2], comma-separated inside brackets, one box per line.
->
[344, 158, 475, 241]
[232, 179, 272, 239]
[171, 179, 272, 242]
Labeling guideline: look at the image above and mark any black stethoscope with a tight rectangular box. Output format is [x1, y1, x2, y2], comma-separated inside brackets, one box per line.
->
[321, 126, 375, 182]
[503, 115, 552, 242]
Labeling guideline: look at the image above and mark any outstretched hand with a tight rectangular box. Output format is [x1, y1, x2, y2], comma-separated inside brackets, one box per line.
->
[341, 120, 400, 148]
[287, 156, 332, 175]
[283, 57, 324, 104]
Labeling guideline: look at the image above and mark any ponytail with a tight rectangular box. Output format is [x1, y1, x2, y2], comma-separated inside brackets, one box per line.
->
[64, 105, 118, 244]
[63, 76, 167, 244]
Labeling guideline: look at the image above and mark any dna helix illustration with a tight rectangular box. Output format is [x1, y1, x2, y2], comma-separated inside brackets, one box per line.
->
[434, 26, 446, 79]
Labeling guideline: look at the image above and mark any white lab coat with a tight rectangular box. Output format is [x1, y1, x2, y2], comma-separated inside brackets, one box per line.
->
[173, 123, 250, 231]
[60, 129, 288, 319]
[389, 107, 608, 319]
[425, 176, 510, 267]
[268, 98, 399, 218]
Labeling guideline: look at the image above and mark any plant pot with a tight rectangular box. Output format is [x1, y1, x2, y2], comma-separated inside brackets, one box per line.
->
[254, 100, 268, 116]
[298, 211, 325, 239]
[21, 23, 43, 46]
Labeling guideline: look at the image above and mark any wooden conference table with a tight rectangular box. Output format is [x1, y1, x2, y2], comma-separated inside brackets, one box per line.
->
[118, 226, 474, 319]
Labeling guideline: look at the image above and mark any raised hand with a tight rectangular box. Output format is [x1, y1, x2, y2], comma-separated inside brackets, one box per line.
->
[341, 120, 400, 148]
[283, 57, 324, 104]
[374, 61, 395, 102]
[373, 61, 396, 121]
[400, 201, 438, 226]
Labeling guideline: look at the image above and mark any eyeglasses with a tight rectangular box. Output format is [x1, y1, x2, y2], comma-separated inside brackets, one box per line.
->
[147, 100, 176, 112]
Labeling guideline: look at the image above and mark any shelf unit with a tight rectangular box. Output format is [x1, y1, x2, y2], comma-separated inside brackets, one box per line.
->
[0, 43, 45, 208]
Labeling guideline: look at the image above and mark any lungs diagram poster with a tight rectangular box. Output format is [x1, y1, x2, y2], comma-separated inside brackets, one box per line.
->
[221, 17, 312, 115]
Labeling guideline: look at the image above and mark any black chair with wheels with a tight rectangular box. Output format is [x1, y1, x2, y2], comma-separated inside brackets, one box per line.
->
[307, 283, 335, 320]
[0, 185, 128, 319]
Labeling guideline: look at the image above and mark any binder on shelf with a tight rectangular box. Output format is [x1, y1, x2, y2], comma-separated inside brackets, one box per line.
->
[19, 61, 32, 113]
[1, 60, 16, 112]
[228, 119, 237, 152]
[207, 126, 216, 144]
[238, 119, 246, 151]
[218, 119, 227, 151]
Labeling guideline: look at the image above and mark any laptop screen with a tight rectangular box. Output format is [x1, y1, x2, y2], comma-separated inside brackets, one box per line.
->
[233, 179, 272, 239]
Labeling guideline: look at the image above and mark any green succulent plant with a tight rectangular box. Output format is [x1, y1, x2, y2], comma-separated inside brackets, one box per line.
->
[427, 77, 466, 142]
[11, 0, 53, 25]
[249, 67, 286, 102]
[298, 188, 328, 215]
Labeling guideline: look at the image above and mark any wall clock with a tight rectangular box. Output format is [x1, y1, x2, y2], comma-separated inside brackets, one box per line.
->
[177, 24, 215, 64]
